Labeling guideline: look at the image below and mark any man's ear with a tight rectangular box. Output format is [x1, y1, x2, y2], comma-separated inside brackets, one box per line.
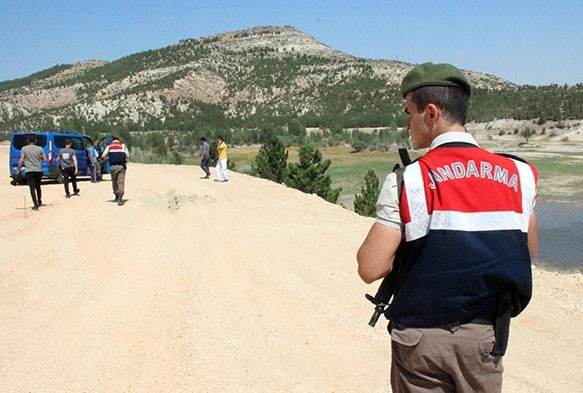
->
[425, 103, 439, 124]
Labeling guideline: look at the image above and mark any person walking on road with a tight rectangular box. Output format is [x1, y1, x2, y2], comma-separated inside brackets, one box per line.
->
[200, 137, 211, 179]
[101, 136, 130, 206]
[57, 138, 80, 198]
[16, 134, 47, 211]
[214, 136, 229, 182]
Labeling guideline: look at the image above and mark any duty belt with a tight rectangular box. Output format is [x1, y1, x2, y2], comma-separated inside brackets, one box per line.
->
[391, 318, 493, 333]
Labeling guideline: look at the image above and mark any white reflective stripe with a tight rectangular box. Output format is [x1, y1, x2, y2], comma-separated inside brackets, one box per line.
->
[515, 159, 537, 231]
[403, 159, 536, 240]
[403, 164, 431, 240]
[429, 210, 527, 231]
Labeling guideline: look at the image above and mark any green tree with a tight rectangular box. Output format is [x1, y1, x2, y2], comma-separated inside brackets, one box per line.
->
[521, 128, 534, 143]
[353, 170, 380, 217]
[170, 151, 183, 165]
[285, 145, 341, 203]
[287, 119, 306, 137]
[147, 132, 167, 156]
[250, 137, 289, 183]
[351, 140, 367, 152]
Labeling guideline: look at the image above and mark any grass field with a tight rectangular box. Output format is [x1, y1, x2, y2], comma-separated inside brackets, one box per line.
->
[224, 144, 583, 209]
[525, 154, 583, 197]
[228, 145, 418, 209]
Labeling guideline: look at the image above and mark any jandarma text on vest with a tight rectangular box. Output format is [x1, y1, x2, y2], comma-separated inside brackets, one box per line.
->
[427, 160, 518, 191]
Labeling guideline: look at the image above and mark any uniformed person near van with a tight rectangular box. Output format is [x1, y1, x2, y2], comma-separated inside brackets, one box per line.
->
[17, 134, 47, 211]
[101, 136, 130, 206]
[357, 62, 538, 393]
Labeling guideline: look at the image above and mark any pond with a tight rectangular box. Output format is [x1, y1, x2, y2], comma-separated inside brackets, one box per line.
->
[534, 196, 583, 273]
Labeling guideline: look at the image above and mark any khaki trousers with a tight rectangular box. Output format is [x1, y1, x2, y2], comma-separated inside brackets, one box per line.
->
[110, 164, 126, 197]
[390, 322, 503, 393]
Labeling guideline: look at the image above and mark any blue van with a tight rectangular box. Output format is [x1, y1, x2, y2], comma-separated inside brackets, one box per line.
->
[9, 131, 109, 184]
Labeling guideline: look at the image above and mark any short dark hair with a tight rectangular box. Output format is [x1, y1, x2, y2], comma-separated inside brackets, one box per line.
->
[27, 134, 37, 144]
[409, 85, 470, 126]
[65, 138, 71, 145]
[201, 137, 206, 142]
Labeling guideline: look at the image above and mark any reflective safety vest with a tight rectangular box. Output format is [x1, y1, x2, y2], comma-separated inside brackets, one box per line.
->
[386, 143, 538, 327]
[108, 140, 127, 166]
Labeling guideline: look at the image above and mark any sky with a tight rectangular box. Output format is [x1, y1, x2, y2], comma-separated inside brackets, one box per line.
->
[1, 0, 582, 86]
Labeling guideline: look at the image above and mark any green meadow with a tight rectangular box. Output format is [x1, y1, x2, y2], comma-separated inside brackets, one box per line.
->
[229, 145, 415, 208]
[525, 154, 583, 197]
[224, 145, 583, 209]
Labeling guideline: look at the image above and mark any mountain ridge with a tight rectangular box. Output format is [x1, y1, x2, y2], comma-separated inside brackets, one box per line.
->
[0, 25, 516, 131]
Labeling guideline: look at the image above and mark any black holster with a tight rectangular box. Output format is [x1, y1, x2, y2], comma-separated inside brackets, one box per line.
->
[491, 288, 513, 356]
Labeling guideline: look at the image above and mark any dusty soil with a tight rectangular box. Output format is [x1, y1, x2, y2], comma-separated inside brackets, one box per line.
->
[1, 143, 582, 393]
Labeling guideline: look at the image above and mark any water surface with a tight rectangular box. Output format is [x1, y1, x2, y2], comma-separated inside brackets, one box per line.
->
[534, 197, 583, 272]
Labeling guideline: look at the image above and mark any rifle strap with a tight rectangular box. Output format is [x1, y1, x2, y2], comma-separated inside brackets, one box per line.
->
[398, 147, 412, 166]
[389, 149, 410, 299]
[395, 147, 411, 202]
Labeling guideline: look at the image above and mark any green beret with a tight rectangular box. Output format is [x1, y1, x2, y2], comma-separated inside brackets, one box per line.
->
[400, 62, 471, 98]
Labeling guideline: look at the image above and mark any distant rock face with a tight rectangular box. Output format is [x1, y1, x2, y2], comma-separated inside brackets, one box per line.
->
[0, 25, 514, 130]
[467, 119, 583, 145]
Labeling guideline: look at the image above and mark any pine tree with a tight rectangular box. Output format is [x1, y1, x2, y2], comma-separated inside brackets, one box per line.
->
[353, 170, 380, 217]
[250, 137, 289, 183]
[285, 145, 341, 203]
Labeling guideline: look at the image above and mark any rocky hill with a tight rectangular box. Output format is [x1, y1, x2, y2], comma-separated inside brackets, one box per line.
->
[0, 25, 514, 131]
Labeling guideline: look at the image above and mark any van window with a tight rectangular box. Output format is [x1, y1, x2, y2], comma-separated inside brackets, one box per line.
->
[54, 135, 84, 150]
[11, 134, 48, 150]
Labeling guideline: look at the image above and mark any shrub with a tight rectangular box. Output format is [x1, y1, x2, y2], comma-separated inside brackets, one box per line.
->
[354, 170, 380, 217]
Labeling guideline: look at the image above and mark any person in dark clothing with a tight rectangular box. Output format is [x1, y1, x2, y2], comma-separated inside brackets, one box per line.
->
[56, 138, 80, 198]
[200, 137, 211, 179]
[17, 134, 47, 210]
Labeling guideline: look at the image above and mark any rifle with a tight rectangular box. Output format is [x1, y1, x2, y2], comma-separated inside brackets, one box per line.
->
[365, 243, 404, 327]
[365, 148, 411, 327]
